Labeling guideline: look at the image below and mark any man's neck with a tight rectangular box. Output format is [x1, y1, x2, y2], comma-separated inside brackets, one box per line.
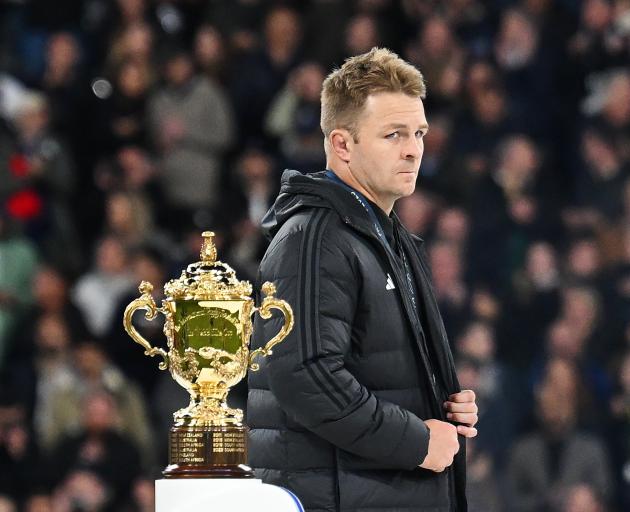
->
[326, 165, 394, 215]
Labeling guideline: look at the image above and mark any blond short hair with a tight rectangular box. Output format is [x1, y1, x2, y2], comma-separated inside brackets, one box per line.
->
[320, 47, 426, 141]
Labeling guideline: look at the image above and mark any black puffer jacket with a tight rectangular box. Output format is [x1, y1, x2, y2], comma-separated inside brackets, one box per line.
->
[247, 170, 466, 512]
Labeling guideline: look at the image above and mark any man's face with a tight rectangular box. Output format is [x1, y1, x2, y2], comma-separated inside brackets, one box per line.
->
[349, 92, 428, 210]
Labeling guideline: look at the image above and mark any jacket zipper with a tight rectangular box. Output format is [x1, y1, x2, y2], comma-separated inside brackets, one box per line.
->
[341, 216, 443, 412]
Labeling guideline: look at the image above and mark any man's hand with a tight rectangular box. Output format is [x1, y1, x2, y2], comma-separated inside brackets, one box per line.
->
[444, 389, 478, 438]
[419, 419, 460, 472]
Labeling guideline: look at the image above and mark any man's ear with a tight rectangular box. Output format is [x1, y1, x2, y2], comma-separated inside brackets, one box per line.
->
[329, 129, 353, 163]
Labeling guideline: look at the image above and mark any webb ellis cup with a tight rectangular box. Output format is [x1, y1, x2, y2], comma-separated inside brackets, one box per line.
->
[123, 231, 294, 478]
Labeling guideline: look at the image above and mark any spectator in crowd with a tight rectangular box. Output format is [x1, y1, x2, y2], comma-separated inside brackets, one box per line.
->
[0, 391, 42, 506]
[395, 189, 439, 237]
[0, 497, 16, 512]
[562, 484, 606, 512]
[193, 24, 229, 84]
[106, 246, 168, 400]
[230, 6, 302, 141]
[506, 241, 561, 366]
[342, 13, 382, 62]
[429, 239, 470, 340]
[465, 438, 503, 512]
[22, 493, 53, 512]
[105, 21, 155, 80]
[148, 47, 235, 227]
[456, 321, 516, 467]
[72, 235, 134, 339]
[264, 61, 326, 171]
[406, 15, 465, 111]
[10, 313, 75, 449]
[42, 340, 153, 467]
[93, 57, 152, 157]
[610, 350, 630, 508]
[37, 32, 87, 159]
[47, 391, 142, 510]
[20, 265, 89, 351]
[1, 91, 81, 271]
[0, 213, 37, 370]
[507, 357, 613, 511]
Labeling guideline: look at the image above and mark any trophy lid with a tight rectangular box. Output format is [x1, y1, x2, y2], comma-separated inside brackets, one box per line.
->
[164, 232, 253, 300]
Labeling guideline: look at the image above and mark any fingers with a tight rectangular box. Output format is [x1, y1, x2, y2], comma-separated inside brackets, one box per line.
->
[446, 412, 478, 426]
[456, 425, 478, 438]
[444, 401, 478, 414]
[448, 389, 476, 403]
[444, 390, 479, 426]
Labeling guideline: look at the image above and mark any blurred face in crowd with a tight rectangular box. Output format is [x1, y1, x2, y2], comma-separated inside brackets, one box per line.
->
[396, 191, 436, 234]
[265, 7, 301, 52]
[46, 32, 79, 73]
[35, 314, 70, 355]
[24, 494, 52, 512]
[430, 241, 463, 288]
[603, 73, 630, 127]
[33, 267, 67, 310]
[582, 0, 612, 32]
[74, 343, 106, 379]
[345, 15, 380, 56]
[16, 97, 49, 139]
[194, 25, 224, 68]
[83, 393, 117, 433]
[239, 150, 273, 186]
[567, 239, 601, 278]
[117, 0, 145, 23]
[495, 9, 538, 68]
[457, 322, 495, 363]
[423, 116, 450, 156]
[293, 63, 325, 102]
[526, 242, 558, 283]
[0, 496, 16, 512]
[547, 320, 584, 360]
[117, 60, 149, 98]
[435, 208, 469, 243]
[133, 253, 164, 288]
[561, 287, 599, 329]
[421, 17, 454, 59]
[582, 130, 620, 177]
[473, 87, 506, 125]
[537, 359, 578, 434]
[456, 360, 480, 393]
[165, 54, 194, 87]
[563, 484, 604, 512]
[122, 22, 153, 60]
[95, 236, 128, 274]
[333, 92, 428, 214]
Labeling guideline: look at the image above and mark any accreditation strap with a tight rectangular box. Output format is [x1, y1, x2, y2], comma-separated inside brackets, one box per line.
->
[324, 170, 418, 313]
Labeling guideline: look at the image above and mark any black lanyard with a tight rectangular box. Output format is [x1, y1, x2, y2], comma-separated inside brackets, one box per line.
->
[325, 170, 418, 312]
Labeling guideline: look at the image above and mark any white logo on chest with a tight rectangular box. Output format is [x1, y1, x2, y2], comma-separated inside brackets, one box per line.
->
[385, 273, 396, 290]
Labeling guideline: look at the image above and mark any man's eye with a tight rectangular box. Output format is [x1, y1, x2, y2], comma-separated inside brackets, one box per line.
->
[386, 132, 399, 139]
[415, 130, 425, 138]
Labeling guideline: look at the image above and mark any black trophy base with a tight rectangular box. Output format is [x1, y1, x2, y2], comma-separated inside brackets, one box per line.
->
[164, 424, 254, 479]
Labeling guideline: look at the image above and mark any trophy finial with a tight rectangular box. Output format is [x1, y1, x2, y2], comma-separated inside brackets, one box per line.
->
[200, 231, 217, 263]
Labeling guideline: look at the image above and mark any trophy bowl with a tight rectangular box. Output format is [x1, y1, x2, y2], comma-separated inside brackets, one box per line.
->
[123, 232, 293, 478]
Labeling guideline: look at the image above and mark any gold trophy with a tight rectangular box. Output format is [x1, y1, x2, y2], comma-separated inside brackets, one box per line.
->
[123, 232, 293, 478]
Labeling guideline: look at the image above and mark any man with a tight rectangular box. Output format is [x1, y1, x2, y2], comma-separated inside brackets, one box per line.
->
[248, 48, 478, 512]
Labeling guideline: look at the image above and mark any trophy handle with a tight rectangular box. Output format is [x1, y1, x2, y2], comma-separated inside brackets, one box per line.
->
[123, 281, 169, 370]
[249, 282, 294, 371]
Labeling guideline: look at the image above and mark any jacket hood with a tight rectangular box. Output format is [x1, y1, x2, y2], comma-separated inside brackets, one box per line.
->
[261, 169, 376, 240]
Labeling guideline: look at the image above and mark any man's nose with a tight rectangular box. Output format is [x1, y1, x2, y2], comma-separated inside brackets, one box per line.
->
[402, 136, 422, 160]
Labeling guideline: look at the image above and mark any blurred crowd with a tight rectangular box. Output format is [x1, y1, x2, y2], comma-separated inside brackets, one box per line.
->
[0, 0, 629, 510]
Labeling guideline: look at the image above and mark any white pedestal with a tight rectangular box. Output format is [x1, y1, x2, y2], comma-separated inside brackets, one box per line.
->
[155, 478, 304, 512]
